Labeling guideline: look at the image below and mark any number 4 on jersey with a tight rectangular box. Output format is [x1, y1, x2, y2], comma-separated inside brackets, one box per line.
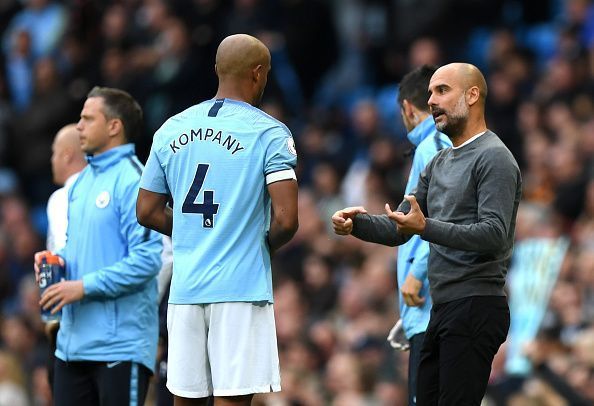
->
[182, 164, 219, 228]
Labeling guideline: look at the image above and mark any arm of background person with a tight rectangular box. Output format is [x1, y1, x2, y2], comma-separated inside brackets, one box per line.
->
[408, 239, 429, 284]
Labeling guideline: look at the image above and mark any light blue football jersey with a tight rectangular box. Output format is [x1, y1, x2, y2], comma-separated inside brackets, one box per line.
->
[140, 98, 297, 304]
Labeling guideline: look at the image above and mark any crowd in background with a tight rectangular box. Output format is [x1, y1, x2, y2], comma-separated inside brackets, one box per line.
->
[0, 0, 592, 405]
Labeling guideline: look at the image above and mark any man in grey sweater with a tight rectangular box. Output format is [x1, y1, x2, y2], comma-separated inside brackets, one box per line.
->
[332, 63, 522, 405]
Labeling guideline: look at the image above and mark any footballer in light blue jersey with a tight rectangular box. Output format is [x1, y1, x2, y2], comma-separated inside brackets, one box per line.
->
[140, 98, 297, 304]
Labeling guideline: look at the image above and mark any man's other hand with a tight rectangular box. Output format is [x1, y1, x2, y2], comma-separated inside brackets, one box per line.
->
[332, 206, 367, 235]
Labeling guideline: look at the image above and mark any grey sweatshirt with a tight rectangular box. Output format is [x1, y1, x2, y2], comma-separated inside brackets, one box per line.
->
[352, 130, 522, 304]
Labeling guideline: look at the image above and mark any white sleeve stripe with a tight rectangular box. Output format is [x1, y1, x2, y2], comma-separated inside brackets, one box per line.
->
[266, 169, 297, 185]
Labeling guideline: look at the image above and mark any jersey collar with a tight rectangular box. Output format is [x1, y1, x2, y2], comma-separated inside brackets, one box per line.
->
[407, 116, 436, 147]
[86, 144, 135, 171]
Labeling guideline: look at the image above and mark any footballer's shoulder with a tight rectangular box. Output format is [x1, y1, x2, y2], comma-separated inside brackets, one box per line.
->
[265, 116, 291, 136]
[246, 106, 292, 136]
[153, 103, 208, 141]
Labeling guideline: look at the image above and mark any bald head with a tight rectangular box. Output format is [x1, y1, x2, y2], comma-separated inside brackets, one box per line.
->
[214, 34, 271, 106]
[51, 124, 87, 186]
[215, 34, 270, 78]
[436, 63, 488, 104]
[54, 124, 82, 152]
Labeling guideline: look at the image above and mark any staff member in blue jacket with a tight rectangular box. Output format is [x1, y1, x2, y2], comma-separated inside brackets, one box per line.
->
[34, 86, 163, 406]
[390, 65, 451, 405]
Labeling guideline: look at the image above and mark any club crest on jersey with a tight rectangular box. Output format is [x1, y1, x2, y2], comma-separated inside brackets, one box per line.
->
[96, 191, 110, 208]
[287, 137, 297, 156]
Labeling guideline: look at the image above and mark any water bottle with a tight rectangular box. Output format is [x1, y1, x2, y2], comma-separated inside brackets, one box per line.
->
[39, 254, 64, 322]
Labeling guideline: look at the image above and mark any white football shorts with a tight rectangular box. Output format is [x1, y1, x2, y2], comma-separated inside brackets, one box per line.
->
[166, 302, 281, 398]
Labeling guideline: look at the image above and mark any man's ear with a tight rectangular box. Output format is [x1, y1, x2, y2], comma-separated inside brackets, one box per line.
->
[108, 118, 123, 138]
[466, 86, 480, 106]
[401, 99, 414, 119]
[252, 64, 263, 84]
[63, 148, 72, 163]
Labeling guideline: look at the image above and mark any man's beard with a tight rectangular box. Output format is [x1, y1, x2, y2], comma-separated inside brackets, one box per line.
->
[435, 93, 468, 137]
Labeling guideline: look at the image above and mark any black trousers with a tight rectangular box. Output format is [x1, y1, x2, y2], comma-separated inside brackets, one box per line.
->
[408, 333, 425, 406]
[46, 322, 59, 391]
[416, 296, 510, 406]
[54, 358, 151, 406]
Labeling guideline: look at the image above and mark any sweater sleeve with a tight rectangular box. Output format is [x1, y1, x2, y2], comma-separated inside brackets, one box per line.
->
[351, 149, 436, 248]
[352, 212, 412, 247]
[421, 147, 521, 253]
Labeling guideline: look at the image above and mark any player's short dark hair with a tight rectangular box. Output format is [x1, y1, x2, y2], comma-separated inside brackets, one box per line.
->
[87, 86, 143, 141]
[397, 64, 439, 112]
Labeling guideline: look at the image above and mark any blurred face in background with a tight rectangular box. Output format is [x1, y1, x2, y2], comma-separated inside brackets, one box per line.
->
[76, 97, 112, 155]
[50, 135, 67, 185]
[34, 57, 60, 95]
[50, 125, 82, 185]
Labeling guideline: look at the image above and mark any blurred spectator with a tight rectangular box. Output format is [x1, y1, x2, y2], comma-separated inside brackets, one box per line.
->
[4, 29, 33, 111]
[0, 313, 47, 403]
[408, 37, 442, 69]
[486, 68, 525, 167]
[141, 18, 200, 132]
[340, 99, 406, 208]
[100, 3, 133, 51]
[302, 253, 338, 321]
[549, 137, 589, 229]
[2, 0, 67, 60]
[0, 350, 28, 406]
[324, 351, 367, 402]
[7, 57, 77, 207]
[0, 195, 43, 313]
[311, 162, 346, 232]
[0, 77, 14, 165]
[278, 0, 337, 101]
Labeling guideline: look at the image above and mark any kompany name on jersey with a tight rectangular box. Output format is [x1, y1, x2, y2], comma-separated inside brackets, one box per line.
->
[169, 128, 245, 155]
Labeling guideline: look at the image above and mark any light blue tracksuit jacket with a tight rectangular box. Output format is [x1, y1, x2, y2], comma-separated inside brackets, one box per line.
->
[398, 117, 451, 339]
[56, 144, 162, 371]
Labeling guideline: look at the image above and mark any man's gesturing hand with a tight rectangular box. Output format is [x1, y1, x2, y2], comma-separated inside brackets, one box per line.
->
[331, 206, 367, 235]
[385, 195, 426, 235]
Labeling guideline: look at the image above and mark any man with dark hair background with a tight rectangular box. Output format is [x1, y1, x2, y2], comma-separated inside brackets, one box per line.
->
[388, 64, 451, 405]
[34, 87, 163, 406]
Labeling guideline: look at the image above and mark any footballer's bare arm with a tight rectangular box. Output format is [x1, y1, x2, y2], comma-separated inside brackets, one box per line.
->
[267, 179, 298, 255]
[137, 188, 173, 237]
